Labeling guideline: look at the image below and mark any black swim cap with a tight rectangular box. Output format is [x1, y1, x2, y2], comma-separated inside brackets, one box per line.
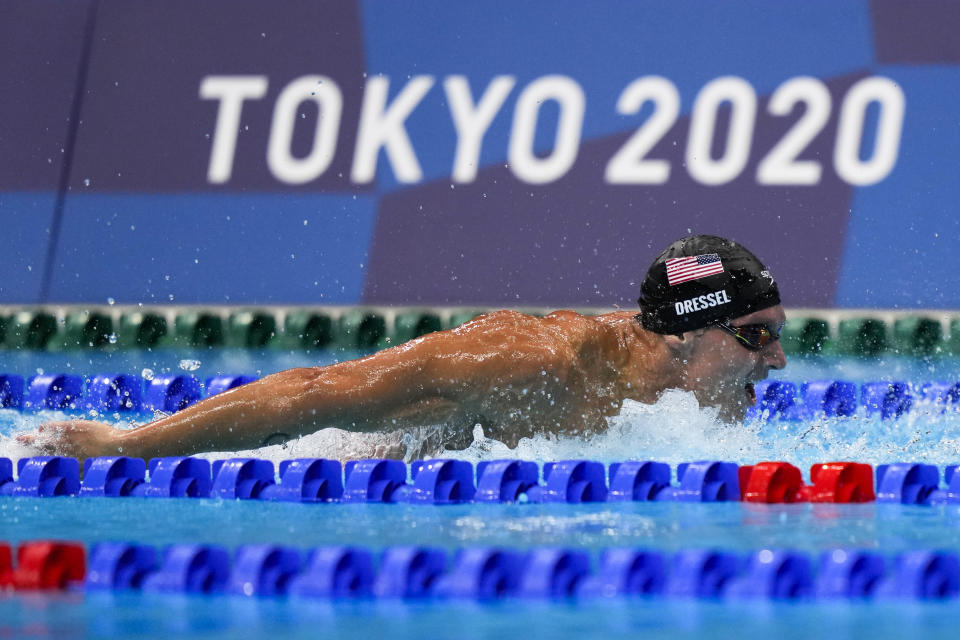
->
[638, 235, 780, 335]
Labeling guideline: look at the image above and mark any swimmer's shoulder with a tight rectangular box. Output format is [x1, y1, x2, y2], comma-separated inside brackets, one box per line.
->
[449, 308, 580, 330]
[447, 309, 547, 336]
[542, 310, 637, 352]
[441, 308, 639, 348]
[456, 308, 615, 338]
[444, 309, 585, 355]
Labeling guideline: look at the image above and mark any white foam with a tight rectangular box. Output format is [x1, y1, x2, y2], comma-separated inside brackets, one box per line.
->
[5, 391, 960, 476]
[442, 390, 762, 467]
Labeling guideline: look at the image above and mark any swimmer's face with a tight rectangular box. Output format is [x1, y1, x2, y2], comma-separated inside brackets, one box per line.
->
[676, 304, 787, 421]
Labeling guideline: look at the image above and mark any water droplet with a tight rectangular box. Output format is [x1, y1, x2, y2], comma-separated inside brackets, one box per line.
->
[107, 297, 115, 305]
[141, 368, 155, 381]
[179, 359, 202, 372]
[83, 179, 91, 187]
[35, 368, 44, 375]
[107, 333, 117, 344]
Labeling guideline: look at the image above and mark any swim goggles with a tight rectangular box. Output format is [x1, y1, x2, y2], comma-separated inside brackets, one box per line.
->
[713, 319, 785, 351]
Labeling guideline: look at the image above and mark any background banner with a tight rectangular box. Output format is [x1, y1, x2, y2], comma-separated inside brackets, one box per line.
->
[1, 0, 958, 308]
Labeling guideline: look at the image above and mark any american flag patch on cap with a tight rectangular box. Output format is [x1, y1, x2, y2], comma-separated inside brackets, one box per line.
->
[665, 253, 724, 286]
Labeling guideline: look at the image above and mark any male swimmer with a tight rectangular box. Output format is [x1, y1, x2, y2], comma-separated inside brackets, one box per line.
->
[20, 235, 786, 461]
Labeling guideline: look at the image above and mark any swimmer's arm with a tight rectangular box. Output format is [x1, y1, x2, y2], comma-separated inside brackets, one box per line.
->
[32, 318, 565, 459]
[110, 357, 441, 458]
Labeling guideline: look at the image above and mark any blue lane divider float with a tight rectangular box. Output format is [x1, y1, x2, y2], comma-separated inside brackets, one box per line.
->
[261, 459, 343, 502]
[876, 463, 939, 505]
[0, 372, 260, 413]
[288, 547, 375, 598]
[24, 375, 83, 410]
[516, 548, 591, 598]
[724, 550, 812, 599]
[4, 372, 960, 420]
[86, 542, 158, 590]
[70, 541, 960, 601]
[577, 549, 666, 597]
[141, 545, 231, 594]
[79, 457, 145, 497]
[227, 545, 302, 597]
[205, 375, 258, 397]
[0, 457, 81, 497]
[5, 455, 960, 506]
[143, 375, 203, 413]
[606, 461, 670, 501]
[0, 375, 25, 409]
[432, 548, 524, 599]
[749, 378, 960, 421]
[474, 460, 539, 502]
[138, 457, 212, 498]
[85, 375, 143, 412]
[874, 551, 960, 599]
[373, 547, 447, 598]
[815, 549, 886, 599]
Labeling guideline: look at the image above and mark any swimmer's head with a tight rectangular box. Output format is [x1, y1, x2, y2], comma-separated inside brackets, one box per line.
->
[637, 235, 780, 336]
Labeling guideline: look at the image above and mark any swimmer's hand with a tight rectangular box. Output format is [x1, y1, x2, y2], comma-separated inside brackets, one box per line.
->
[16, 421, 124, 460]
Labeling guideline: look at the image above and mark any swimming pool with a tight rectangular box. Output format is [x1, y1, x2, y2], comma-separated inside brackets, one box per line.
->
[3, 337, 960, 638]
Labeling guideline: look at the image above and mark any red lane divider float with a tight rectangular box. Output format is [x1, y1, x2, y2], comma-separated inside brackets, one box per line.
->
[0, 543, 12, 587]
[2, 542, 87, 590]
[739, 462, 876, 504]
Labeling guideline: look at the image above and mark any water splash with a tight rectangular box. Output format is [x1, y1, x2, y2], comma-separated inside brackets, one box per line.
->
[4, 391, 960, 477]
[178, 359, 202, 372]
[435, 391, 960, 474]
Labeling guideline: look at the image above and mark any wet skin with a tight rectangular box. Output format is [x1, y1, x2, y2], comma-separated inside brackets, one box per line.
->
[19, 307, 786, 461]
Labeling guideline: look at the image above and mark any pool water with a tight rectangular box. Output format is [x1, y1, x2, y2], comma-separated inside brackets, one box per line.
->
[2, 349, 960, 638]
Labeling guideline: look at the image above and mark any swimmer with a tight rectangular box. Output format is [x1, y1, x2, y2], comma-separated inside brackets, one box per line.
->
[19, 235, 786, 461]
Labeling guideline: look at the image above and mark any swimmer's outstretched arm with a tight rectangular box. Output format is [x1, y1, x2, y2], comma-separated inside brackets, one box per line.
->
[21, 315, 566, 460]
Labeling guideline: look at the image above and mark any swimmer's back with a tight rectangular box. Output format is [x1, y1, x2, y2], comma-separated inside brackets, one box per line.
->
[430, 308, 631, 383]
[337, 308, 636, 423]
[450, 307, 609, 349]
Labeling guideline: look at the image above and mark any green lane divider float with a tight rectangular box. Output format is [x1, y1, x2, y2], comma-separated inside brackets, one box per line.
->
[393, 311, 442, 344]
[950, 319, 960, 355]
[893, 316, 942, 356]
[174, 311, 225, 348]
[0, 307, 957, 355]
[337, 309, 387, 350]
[6, 310, 57, 350]
[227, 311, 277, 348]
[836, 318, 889, 357]
[780, 317, 831, 354]
[57, 311, 114, 350]
[117, 312, 168, 348]
[282, 311, 335, 350]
